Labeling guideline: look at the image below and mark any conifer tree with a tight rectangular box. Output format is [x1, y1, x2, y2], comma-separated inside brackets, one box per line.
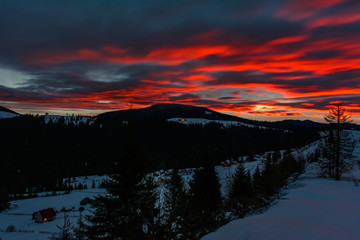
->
[84, 148, 147, 240]
[0, 183, 9, 211]
[187, 156, 222, 238]
[165, 169, 188, 239]
[51, 212, 74, 240]
[323, 102, 354, 180]
[74, 212, 86, 240]
[82, 120, 160, 240]
[227, 163, 253, 217]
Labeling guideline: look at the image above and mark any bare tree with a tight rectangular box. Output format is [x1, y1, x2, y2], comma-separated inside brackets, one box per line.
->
[323, 102, 354, 180]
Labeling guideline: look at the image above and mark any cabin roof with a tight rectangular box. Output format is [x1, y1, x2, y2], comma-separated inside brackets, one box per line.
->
[38, 208, 56, 218]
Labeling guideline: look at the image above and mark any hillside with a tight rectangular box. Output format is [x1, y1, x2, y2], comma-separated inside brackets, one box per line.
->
[202, 130, 360, 240]
[1, 131, 360, 239]
[0, 106, 19, 119]
[202, 177, 360, 240]
[97, 103, 262, 126]
[97, 103, 350, 132]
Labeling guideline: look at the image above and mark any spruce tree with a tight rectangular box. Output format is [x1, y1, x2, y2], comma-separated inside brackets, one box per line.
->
[83, 120, 160, 240]
[84, 148, 147, 240]
[187, 157, 222, 238]
[51, 212, 74, 240]
[0, 183, 9, 211]
[165, 169, 188, 239]
[227, 163, 253, 217]
[324, 102, 354, 180]
[74, 212, 86, 240]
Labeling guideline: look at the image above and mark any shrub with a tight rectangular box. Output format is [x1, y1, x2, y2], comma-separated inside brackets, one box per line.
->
[6, 225, 16, 232]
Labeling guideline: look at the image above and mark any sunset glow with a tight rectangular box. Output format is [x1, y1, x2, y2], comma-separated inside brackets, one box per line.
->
[1, 0, 360, 122]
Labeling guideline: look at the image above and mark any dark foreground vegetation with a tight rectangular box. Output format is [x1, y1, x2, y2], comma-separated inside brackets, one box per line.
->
[0, 114, 319, 239]
[0, 115, 317, 196]
[62, 143, 305, 240]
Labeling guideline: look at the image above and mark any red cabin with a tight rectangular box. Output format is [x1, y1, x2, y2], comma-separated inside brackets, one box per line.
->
[33, 208, 56, 223]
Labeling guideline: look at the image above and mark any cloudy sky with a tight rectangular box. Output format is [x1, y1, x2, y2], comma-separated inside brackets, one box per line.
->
[1, 0, 360, 122]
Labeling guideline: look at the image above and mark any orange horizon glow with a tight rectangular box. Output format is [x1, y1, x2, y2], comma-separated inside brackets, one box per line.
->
[2, 0, 360, 123]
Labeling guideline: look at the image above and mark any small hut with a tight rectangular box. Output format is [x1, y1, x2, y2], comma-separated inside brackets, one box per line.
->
[33, 208, 56, 223]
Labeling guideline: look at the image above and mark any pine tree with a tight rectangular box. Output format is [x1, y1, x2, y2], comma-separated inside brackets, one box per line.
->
[74, 212, 86, 240]
[165, 169, 188, 239]
[83, 120, 160, 240]
[323, 102, 354, 180]
[51, 212, 74, 240]
[186, 157, 223, 238]
[84, 157, 147, 239]
[0, 183, 9, 211]
[227, 163, 253, 217]
[137, 176, 164, 240]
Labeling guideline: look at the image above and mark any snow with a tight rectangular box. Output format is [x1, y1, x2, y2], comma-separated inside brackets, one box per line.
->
[202, 178, 360, 240]
[0, 176, 107, 240]
[167, 118, 263, 129]
[0, 110, 18, 119]
[43, 115, 95, 125]
[3, 130, 360, 239]
[202, 130, 360, 240]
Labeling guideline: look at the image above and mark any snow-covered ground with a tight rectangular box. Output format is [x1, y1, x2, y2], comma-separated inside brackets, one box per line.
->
[43, 115, 95, 125]
[0, 176, 107, 240]
[0, 158, 263, 240]
[0, 110, 18, 119]
[167, 118, 266, 129]
[2, 130, 360, 240]
[202, 177, 360, 240]
[203, 131, 360, 240]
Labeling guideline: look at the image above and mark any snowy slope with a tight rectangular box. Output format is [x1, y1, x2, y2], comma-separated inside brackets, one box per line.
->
[0, 158, 264, 240]
[167, 118, 266, 129]
[0, 110, 18, 119]
[202, 178, 360, 240]
[43, 115, 95, 125]
[3, 131, 359, 240]
[0, 176, 106, 240]
[202, 130, 360, 240]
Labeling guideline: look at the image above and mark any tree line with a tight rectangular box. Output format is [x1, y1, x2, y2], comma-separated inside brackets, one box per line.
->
[52, 147, 305, 240]
[0, 114, 318, 211]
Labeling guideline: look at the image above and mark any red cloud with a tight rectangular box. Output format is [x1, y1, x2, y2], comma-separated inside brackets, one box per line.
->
[27, 45, 237, 65]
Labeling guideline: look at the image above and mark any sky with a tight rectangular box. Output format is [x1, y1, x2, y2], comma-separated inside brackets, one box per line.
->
[1, 0, 360, 122]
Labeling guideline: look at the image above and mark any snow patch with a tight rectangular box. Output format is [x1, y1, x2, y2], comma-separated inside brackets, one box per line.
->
[0, 110, 18, 119]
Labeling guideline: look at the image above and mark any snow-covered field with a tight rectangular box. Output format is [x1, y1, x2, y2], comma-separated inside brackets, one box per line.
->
[0, 159, 261, 240]
[0, 110, 18, 119]
[0, 176, 106, 240]
[202, 130, 360, 240]
[202, 177, 360, 240]
[43, 115, 95, 125]
[1, 130, 360, 240]
[167, 118, 265, 129]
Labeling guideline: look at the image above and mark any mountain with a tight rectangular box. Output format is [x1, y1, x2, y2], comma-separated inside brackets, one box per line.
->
[279, 119, 327, 129]
[96, 103, 262, 126]
[96, 103, 342, 131]
[0, 105, 19, 119]
[0, 105, 18, 115]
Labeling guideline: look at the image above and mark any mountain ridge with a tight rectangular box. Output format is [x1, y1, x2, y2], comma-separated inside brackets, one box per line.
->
[96, 103, 260, 125]
[0, 105, 19, 115]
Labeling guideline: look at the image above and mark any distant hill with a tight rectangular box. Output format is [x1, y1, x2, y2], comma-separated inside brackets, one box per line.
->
[0, 105, 19, 119]
[279, 120, 327, 129]
[96, 103, 339, 131]
[0, 105, 18, 115]
[97, 103, 256, 124]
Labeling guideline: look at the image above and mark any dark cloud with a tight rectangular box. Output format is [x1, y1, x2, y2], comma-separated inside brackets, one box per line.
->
[301, 49, 343, 60]
[0, 0, 360, 121]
